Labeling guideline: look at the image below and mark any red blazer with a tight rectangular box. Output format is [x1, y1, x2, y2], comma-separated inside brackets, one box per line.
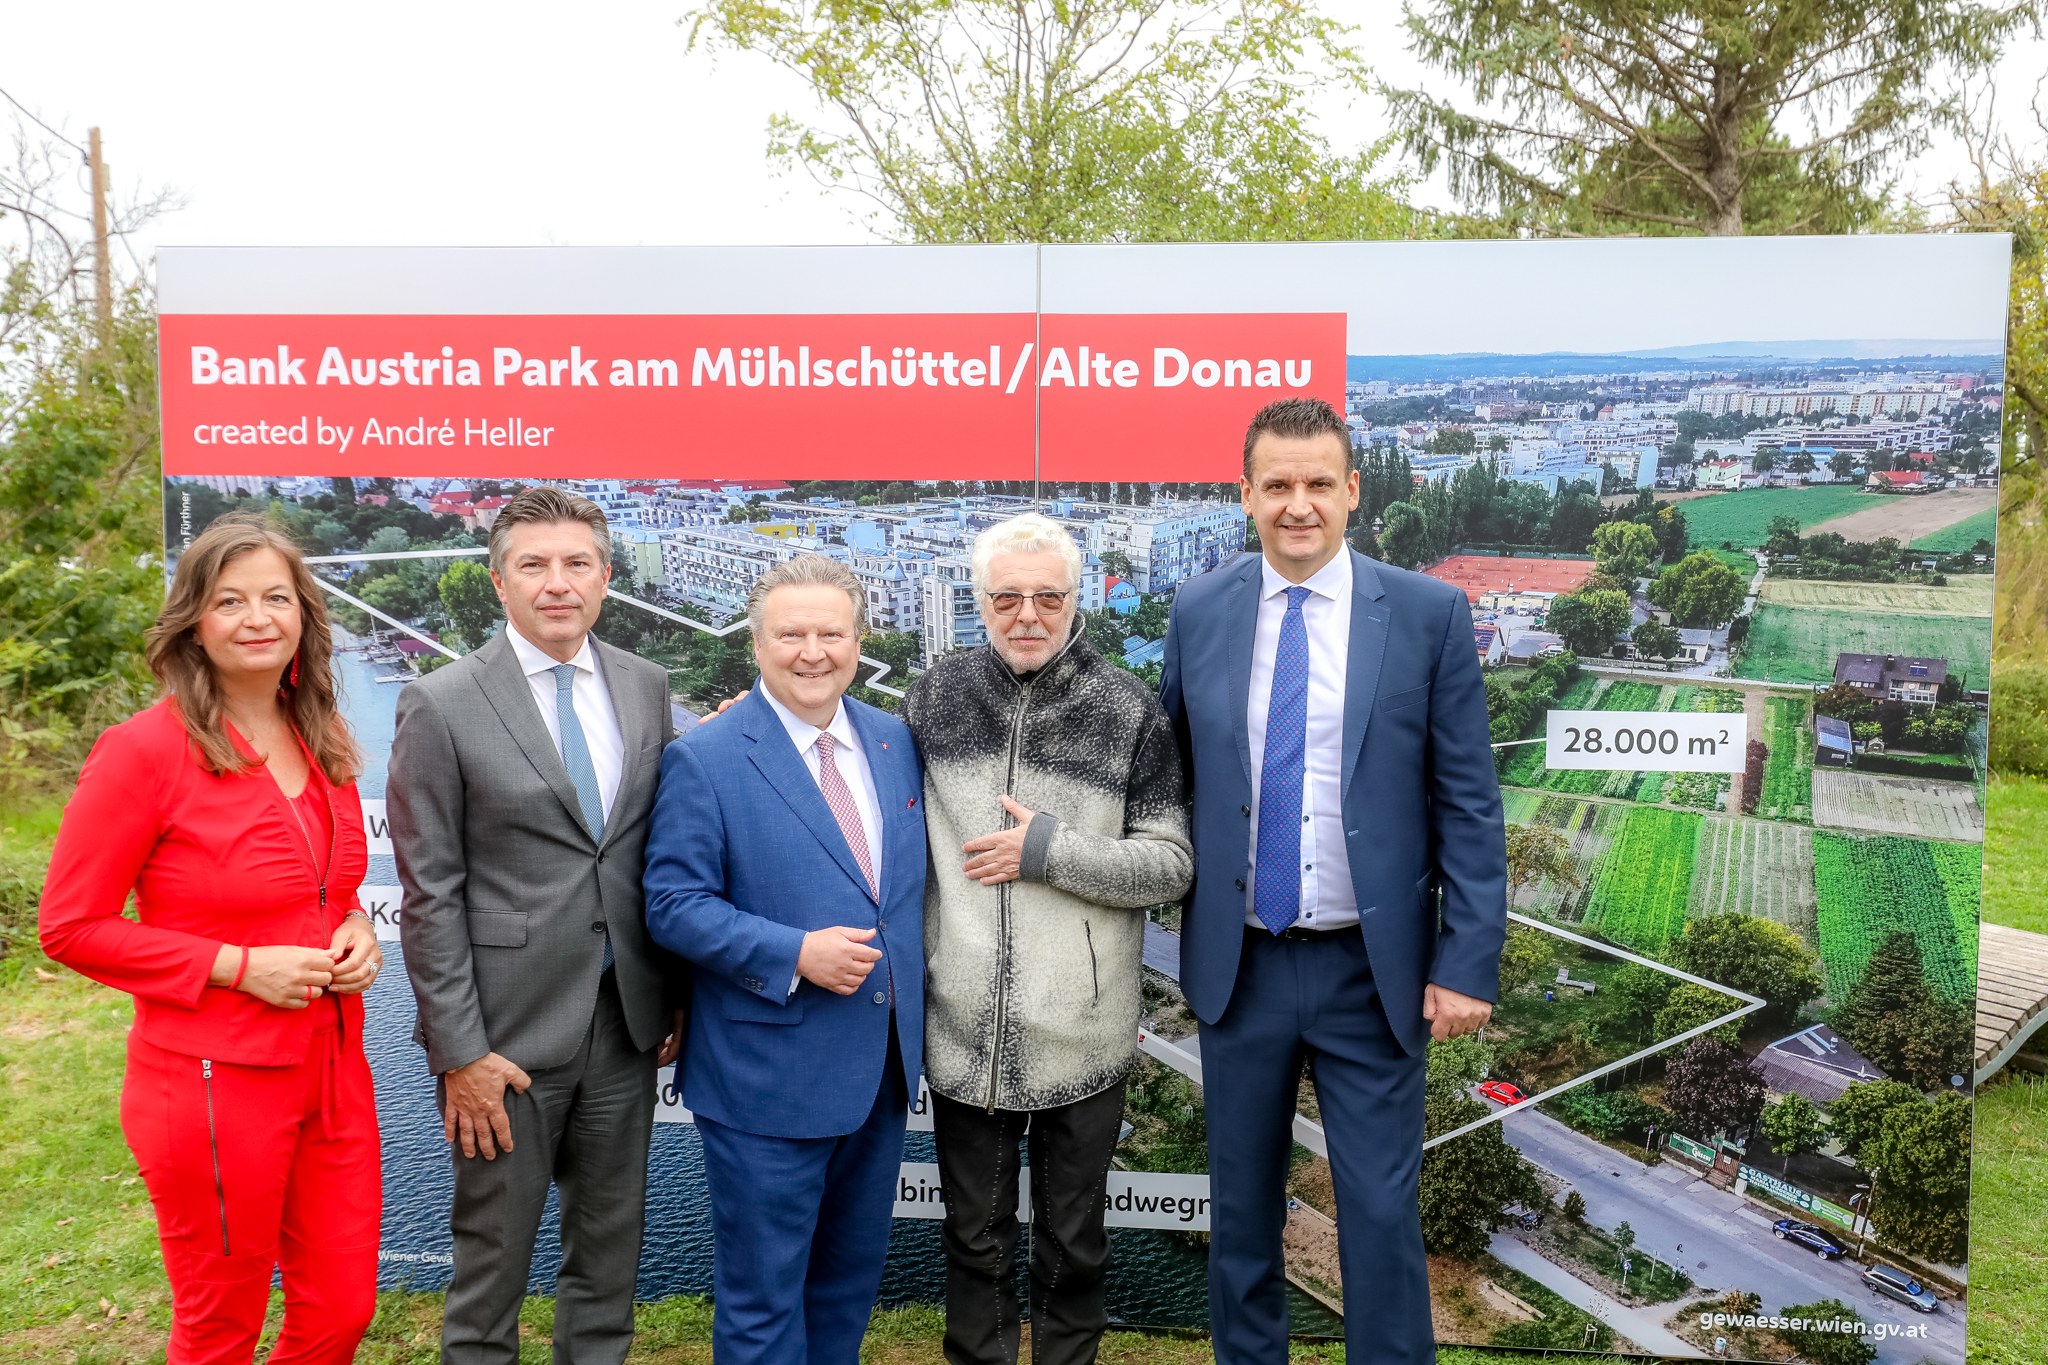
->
[40, 698, 370, 1066]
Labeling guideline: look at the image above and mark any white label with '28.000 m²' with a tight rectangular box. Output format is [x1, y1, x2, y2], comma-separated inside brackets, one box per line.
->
[1543, 710, 1748, 773]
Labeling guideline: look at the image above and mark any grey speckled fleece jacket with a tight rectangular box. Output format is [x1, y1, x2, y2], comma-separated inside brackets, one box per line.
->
[903, 623, 1192, 1112]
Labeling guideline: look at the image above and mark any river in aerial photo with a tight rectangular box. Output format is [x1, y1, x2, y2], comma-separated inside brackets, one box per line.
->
[336, 632, 1335, 1332]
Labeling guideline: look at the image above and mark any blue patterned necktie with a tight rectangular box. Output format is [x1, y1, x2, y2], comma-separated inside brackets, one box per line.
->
[1253, 586, 1312, 935]
[552, 663, 613, 971]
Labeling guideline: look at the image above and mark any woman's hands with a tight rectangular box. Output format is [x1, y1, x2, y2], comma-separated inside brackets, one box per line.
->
[325, 914, 384, 995]
[208, 914, 384, 1009]
[209, 942, 337, 1008]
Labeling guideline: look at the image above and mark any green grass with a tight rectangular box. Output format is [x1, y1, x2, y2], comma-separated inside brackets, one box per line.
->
[1968, 1072, 2048, 1365]
[1733, 604, 1992, 687]
[1755, 694, 1813, 821]
[1910, 506, 1998, 552]
[2, 940, 1615, 1365]
[1579, 808, 1701, 953]
[1929, 841, 1982, 989]
[1678, 487, 1876, 551]
[1701, 547, 1760, 578]
[1811, 831, 1973, 1002]
[1984, 773, 2048, 934]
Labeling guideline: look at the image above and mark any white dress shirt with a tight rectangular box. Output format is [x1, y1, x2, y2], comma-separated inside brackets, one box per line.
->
[760, 685, 885, 890]
[1245, 551, 1358, 930]
[506, 626, 625, 822]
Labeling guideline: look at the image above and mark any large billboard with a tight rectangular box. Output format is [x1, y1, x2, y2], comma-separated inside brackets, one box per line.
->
[160, 237, 2008, 1361]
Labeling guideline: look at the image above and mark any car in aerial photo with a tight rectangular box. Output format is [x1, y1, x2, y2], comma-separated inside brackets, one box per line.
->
[1862, 1264, 1941, 1313]
[1772, 1219, 1845, 1259]
[1478, 1081, 1527, 1106]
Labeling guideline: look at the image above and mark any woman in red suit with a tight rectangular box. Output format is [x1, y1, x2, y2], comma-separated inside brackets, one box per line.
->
[41, 513, 383, 1365]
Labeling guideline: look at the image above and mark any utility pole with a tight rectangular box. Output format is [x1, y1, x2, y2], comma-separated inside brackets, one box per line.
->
[88, 127, 111, 341]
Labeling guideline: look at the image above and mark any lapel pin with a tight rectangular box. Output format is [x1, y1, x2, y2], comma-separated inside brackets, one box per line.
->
[908, 798, 917, 808]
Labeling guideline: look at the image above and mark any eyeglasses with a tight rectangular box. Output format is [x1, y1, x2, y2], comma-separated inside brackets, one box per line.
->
[984, 590, 1074, 615]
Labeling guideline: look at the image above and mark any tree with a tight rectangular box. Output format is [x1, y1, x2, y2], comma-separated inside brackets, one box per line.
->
[1828, 1078, 1925, 1164]
[1814, 681, 1875, 723]
[1608, 963, 1677, 1035]
[1758, 1093, 1829, 1156]
[1561, 1190, 1586, 1223]
[1831, 450, 1859, 480]
[1833, 931, 1974, 1091]
[439, 560, 501, 650]
[1505, 822, 1579, 909]
[1764, 514, 1802, 558]
[1775, 1300, 1877, 1365]
[1664, 913, 1824, 1026]
[1545, 587, 1630, 657]
[686, 0, 1424, 244]
[1648, 552, 1748, 626]
[1661, 1039, 1765, 1140]
[1378, 501, 1432, 569]
[1865, 1090, 1971, 1263]
[1383, 0, 2026, 237]
[1419, 1083, 1544, 1259]
[1099, 549, 1134, 581]
[1629, 617, 1681, 661]
[1587, 520, 1657, 585]
[1497, 924, 1556, 993]
[1653, 982, 1743, 1047]
[1788, 450, 1817, 475]
[1129, 594, 1172, 641]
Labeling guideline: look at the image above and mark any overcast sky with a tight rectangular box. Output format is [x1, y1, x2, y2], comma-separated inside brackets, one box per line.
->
[6, 1, 2044, 257]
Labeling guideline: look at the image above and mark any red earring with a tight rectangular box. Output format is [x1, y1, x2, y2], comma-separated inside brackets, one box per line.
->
[289, 652, 300, 687]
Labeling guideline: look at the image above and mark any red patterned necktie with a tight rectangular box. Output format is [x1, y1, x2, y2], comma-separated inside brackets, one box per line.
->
[816, 732, 878, 900]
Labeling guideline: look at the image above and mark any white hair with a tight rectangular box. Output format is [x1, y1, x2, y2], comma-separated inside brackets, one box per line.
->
[970, 513, 1083, 593]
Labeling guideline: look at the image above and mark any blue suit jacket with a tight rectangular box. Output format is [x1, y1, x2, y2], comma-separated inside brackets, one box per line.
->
[643, 686, 926, 1139]
[1159, 548, 1507, 1055]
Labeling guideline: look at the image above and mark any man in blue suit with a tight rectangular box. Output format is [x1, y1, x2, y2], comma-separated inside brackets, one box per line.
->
[644, 554, 925, 1365]
[1160, 397, 1507, 1365]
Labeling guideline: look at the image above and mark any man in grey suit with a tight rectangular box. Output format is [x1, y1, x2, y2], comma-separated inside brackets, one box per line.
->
[392, 486, 684, 1365]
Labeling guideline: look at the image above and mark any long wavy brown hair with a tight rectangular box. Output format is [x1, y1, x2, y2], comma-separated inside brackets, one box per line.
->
[146, 513, 363, 785]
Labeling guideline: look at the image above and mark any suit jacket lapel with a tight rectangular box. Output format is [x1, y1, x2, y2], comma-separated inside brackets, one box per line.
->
[591, 640, 650, 851]
[473, 631, 598, 843]
[742, 691, 878, 903]
[1226, 555, 1262, 789]
[1341, 549, 1390, 803]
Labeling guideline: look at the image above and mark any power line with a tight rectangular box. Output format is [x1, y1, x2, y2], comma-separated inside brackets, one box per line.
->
[0, 86, 88, 158]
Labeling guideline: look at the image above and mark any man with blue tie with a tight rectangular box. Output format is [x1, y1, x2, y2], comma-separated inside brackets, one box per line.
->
[392, 486, 683, 1365]
[1160, 398, 1507, 1365]
[643, 554, 926, 1365]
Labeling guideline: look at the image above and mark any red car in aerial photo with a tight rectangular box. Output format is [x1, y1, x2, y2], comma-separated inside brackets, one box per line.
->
[1478, 1081, 1527, 1106]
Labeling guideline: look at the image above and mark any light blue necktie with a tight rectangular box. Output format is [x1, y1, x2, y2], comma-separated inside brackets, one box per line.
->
[552, 664, 613, 972]
[1253, 586, 1311, 935]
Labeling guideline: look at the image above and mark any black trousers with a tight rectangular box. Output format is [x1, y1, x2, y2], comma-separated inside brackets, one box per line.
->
[930, 1078, 1129, 1365]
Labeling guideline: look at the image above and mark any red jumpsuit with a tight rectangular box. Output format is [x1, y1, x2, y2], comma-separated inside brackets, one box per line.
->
[41, 699, 381, 1365]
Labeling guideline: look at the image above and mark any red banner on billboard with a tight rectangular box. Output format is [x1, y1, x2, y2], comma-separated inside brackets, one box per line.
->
[158, 311, 1344, 480]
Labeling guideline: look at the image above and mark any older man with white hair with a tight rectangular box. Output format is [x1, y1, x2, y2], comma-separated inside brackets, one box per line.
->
[902, 512, 1192, 1365]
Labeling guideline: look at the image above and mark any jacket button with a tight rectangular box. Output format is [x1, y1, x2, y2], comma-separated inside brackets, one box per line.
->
[873, 991, 887, 1005]
[1241, 805, 1252, 816]
[1234, 878, 1246, 891]
[878, 919, 888, 932]
[591, 921, 607, 934]
[744, 975, 762, 990]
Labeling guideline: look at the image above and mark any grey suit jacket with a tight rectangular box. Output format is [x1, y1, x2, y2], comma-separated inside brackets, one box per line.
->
[391, 628, 679, 1075]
